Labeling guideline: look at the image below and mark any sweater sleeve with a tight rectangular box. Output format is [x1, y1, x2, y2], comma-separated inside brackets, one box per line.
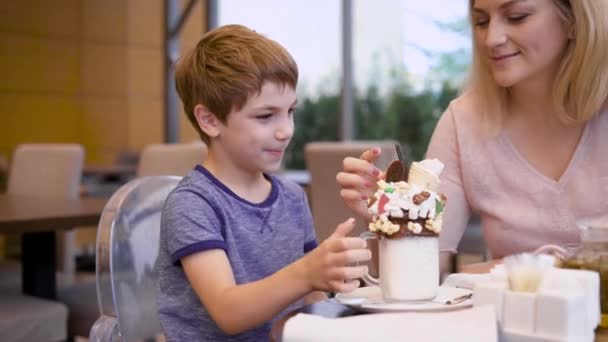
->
[426, 104, 472, 253]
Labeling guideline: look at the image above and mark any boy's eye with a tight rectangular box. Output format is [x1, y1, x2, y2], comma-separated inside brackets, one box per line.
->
[288, 107, 296, 116]
[256, 113, 273, 120]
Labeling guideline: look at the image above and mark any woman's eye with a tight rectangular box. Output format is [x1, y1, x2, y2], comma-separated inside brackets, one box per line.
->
[473, 18, 489, 27]
[508, 14, 528, 23]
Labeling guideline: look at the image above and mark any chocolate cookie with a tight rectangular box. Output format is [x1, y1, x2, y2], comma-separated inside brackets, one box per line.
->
[385, 160, 408, 182]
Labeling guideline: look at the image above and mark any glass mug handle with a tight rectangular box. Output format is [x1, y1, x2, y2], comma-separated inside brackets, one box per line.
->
[533, 244, 567, 260]
[359, 231, 379, 286]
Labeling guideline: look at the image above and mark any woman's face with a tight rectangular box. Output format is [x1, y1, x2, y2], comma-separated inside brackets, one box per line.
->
[471, 0, 570, 88]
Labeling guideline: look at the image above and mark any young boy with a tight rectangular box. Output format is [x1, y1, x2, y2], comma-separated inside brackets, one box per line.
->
[156, 24, 371, 341]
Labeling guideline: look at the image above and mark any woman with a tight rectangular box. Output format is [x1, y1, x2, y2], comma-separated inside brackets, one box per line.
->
[337, 0, 608, 274]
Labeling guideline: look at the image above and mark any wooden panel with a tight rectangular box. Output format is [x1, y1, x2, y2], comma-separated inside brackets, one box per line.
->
[0, 94, 82, 157]
[180, 0, 205, 53]
[127, 0, 162, 47]
[82, 146, 122, 165]
[0, 34, 80, 94]
[127, 98, 163, 149]
[81, 43, 127, 96]
[0, 0, 80, 38]
[127, 47, 162, 98]
[81, 0, 127, 43]
[81, 97, 128, 163]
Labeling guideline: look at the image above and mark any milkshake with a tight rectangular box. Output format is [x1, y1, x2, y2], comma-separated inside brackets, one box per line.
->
[363, 159, 446, 302]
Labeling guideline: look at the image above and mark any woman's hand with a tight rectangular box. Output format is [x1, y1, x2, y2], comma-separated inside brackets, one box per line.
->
[336, 148, 383, 221]
[458, 259, 503, 274]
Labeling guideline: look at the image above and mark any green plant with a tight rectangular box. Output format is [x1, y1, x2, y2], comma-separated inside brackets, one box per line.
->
[283, 15, 468, 170]
[284, 81, 460, 170]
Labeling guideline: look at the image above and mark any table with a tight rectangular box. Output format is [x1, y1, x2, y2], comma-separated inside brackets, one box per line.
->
[83, 164, 136, 181]
[0, 194, 108, 299]
[271, 300, 608, 341]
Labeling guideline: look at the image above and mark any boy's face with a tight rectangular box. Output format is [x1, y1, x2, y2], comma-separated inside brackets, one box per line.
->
[215, 81, 296, 174]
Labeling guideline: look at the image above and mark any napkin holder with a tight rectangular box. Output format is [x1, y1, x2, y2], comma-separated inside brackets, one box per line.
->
[473, 268, 599, 342]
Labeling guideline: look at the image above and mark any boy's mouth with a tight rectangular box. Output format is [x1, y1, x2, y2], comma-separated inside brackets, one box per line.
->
[265, 149, 284, 158]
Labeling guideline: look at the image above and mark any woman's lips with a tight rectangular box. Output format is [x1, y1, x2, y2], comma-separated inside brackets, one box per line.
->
[491, 52, 520, 64]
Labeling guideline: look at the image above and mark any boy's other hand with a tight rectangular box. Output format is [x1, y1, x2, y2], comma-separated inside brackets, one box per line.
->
[299, 218, 371, 294]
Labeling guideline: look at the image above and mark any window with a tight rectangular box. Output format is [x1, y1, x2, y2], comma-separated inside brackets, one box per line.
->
[218, 1, 471, 168]
[353, 0, 470, 160]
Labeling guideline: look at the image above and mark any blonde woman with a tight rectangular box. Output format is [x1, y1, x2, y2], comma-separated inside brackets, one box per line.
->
[337, 0, 608, 274]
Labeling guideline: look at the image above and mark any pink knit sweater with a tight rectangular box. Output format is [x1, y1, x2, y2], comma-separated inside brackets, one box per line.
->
[426, 93, 608, 258]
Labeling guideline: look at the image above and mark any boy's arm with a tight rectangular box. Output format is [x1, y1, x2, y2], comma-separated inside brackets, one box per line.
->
[302, 290, 327, 304]
[183, 249, 313, 335]
[181, 218, 369, 335]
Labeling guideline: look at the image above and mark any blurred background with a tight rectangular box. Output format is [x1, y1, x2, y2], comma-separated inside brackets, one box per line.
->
[0, 1, 475, 339]
[0, 0, 469, 178]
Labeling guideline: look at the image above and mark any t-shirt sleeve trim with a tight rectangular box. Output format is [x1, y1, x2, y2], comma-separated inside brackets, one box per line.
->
[304, 240, 318, 253]
[171, 240, 228, 265]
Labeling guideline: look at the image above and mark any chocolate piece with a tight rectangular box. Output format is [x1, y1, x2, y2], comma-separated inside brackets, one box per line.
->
[385, 160, 406, 182]
[413, 191, 431, 205]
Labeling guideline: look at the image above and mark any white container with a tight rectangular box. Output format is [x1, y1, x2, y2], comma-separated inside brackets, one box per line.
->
[535, 291, 588, 341]
[539, 268, 600, 332]
[473, 281, 507, 324]
[472, 268, 598, 342]
[503, 291, 536, 335]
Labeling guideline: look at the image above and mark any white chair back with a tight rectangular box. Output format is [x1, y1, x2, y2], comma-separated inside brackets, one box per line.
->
[8, 143, 84, 198]
[89, 176, 181, 342]
[137, 142, 206, 177]
[6, 143, 85, 279]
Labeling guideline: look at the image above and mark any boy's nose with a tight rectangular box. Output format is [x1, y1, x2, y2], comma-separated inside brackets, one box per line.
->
[275, 119, 294, 141]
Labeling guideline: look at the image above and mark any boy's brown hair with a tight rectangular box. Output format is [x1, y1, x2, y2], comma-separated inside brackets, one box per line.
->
[175, 24, 298, 144]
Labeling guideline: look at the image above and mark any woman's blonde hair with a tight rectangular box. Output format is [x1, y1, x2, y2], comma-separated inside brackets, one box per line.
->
[466, 0, 608, 132]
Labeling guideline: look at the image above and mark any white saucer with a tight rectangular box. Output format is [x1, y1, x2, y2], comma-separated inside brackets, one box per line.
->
[335, 285, 473, 313]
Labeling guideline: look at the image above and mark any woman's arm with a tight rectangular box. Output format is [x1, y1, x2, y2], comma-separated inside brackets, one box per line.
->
[458, 259, 503, 273]
[426, 105, 474, 271]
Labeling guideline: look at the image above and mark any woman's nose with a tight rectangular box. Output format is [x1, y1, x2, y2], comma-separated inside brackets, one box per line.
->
[485, 20, 508, 48]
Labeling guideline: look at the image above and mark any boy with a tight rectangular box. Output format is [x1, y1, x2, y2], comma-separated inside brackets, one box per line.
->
[156, 24, 371, 341]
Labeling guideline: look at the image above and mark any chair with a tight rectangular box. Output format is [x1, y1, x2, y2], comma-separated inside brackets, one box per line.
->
[61, 142, 206, 339]
[6, 143, 85, 280]
[304, 141, 398, 243]
[7, 143, 84, 199]
[1, 143, 84, 342]
[0, 292, 69, 342]
[89, 176, 181, 341]
[137, 142, 206, 177]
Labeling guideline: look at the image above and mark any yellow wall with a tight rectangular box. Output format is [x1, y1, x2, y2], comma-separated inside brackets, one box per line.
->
[0, 0, 206, 165]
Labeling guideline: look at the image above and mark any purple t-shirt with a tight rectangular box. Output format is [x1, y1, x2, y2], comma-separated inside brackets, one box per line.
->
[157, 165, 317, 341]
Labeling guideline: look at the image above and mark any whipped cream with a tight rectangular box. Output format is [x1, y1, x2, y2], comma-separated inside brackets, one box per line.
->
[413, 158, 444, 178]
[368, 179, 445, 236]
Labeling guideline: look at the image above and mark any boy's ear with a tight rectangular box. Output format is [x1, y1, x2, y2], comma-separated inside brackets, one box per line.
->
[193, 104, 221, 138]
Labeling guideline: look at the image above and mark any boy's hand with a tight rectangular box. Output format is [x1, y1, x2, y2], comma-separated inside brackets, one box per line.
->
[300, 218, 371, 293]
